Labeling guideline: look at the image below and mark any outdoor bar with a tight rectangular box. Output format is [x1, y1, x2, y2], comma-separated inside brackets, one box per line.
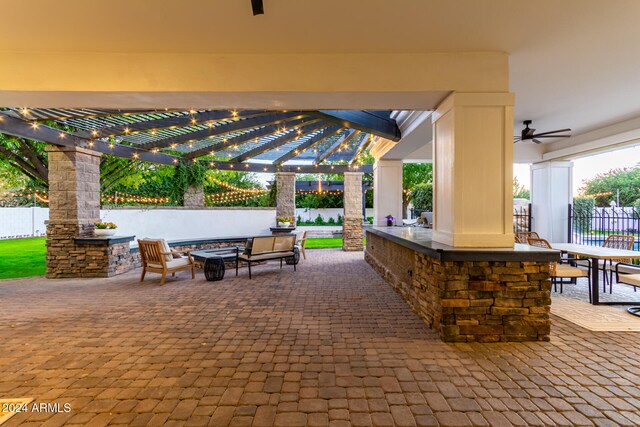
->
[365, 227, 559, 342]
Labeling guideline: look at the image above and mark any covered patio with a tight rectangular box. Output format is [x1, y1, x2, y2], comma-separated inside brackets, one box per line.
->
[3, 249, 640, 427]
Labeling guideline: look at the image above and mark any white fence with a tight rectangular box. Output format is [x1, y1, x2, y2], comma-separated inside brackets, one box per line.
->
[0, 207, 49, 239]
[0, 207, 276, 241]
[296, 208, 374, 222]
[0, 207, 377, 240]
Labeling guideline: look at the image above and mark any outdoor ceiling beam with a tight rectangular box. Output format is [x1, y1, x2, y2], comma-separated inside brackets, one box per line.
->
[307, 110, 401, 141]
[314, 129, 360, 165]
[8, 108, 175, 123]
[229, 121, 328, 163]
[0, 113, 179, 166]
[348, 134, 374, 165]
[197, 159, 372, 174]
[74, 109, 270, 138]
[141, 111, 305, 150]
[273, 125, 343, 165]
[184, 117, 321, 159]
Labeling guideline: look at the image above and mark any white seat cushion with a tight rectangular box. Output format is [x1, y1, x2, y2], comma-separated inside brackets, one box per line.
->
[148, 257, 192, 270]
[616, 264, 640, 275]
[554, 264, 589, 278]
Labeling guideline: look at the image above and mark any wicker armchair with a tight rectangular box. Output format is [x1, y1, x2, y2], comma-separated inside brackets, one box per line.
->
[601, 235, 635, 292]
[527, 237, 592, 301]
[515, 231, 540, 244]
[138, 239, 195, 285]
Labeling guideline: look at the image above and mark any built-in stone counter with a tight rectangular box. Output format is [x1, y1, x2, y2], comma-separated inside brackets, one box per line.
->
[365, 227, 560, 343]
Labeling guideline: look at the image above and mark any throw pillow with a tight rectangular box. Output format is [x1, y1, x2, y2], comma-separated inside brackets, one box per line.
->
[159, 239, 174, 262]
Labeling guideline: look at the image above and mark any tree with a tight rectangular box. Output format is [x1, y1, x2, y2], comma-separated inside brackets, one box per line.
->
[408, 182, 432, 210]
[513, 177, 530, 199]
[581, 167, 640, 207]
[0, 134, 48, 187]
[403, 163, 432, 217]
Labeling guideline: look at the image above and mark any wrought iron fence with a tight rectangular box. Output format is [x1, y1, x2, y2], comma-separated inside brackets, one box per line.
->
[568, 204, 640, 250]
[513, 204, 531, 233]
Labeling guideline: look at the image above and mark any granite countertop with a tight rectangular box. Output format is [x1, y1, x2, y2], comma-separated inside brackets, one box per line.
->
[366, 226, 560, 262]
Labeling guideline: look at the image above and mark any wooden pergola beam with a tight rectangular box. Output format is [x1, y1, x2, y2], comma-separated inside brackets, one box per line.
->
[140, 111, 305, 150]
[74, 109, 270, 138]
[228, 121, 327, 163]
[314, 129, 359, 165]
[273, 125, 343, 165]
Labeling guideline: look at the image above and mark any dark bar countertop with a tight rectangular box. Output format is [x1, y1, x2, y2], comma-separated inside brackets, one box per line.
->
[366, 227, 559, 262]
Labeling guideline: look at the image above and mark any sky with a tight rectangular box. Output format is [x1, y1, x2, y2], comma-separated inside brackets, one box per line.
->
[514, 145, 640, 196]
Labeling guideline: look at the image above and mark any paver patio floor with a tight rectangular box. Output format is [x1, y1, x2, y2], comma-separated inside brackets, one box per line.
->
[2, 249, 640, 426]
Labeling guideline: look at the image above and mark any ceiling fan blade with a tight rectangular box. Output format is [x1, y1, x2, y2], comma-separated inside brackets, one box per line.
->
[531, 135, 571, 138]
[513, 136, 522, 142]
[532, 128, 571, 137]
[533, 139, 543, 144]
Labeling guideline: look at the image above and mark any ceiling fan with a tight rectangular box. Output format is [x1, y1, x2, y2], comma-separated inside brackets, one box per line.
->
[514, 120, 571, 144]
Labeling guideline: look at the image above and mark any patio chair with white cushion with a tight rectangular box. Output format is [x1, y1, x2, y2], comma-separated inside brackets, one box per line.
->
[138, 239, 195, 285]
[296, 231, 309, 260]
[527, 237, 592, 301]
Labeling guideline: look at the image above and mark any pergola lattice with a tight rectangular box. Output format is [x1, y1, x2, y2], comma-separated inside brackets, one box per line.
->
[0, 108, 402, 174]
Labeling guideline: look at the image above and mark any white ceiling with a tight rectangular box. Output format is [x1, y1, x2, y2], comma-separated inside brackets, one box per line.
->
[2, 0, 640, 140]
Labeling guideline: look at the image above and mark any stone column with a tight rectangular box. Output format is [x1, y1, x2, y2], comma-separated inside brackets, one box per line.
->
[530, 161, 573, 242]
[373, 160, 403, 226]
[183, 185, 204, 208]
[343, 172, 364, 251]
[432, 92, 515, 247]
[45, 146, 101, 277]
[276, 172, 296, 225]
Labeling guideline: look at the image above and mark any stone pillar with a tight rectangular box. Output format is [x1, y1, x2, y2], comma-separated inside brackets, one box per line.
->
[530, 161, 573, 242]
[46, 146, 101, 277]
[275, 172, 296, 225]
[343, 172, 364, 251]
[373, 160, 403, 226]
[45, 146, 134, 278]
[183, 185, 204, 207]
[432, 92, 515, 247]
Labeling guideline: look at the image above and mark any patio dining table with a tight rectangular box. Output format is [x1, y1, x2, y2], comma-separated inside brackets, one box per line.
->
[551, 242, 640, 305]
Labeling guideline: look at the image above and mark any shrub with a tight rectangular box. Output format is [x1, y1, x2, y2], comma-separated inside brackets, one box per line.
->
[634, 199, 640, 218]
[366, 216, 373, 224]
[297, 215, 302, 224]
[409, 182, 433, 210]
[573, 196, 595, 232]
[314, 214, 325, 225]
[327, 217, 336, 225]
[337, 214, 343, 225]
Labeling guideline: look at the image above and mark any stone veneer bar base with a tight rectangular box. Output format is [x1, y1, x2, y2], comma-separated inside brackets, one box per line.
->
[365, 231, 552, 342]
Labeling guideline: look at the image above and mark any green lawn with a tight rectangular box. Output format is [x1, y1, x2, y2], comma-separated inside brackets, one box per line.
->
[305, 237, 365, 249]
[0, 236, 361, 280]
[0, 237, 46, 279]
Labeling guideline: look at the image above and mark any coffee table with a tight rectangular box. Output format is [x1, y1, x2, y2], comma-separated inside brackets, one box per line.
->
[191, 246, 241, 281]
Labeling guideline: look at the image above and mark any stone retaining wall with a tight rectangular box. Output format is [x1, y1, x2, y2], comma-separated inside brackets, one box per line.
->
[365, 232, 551, 343]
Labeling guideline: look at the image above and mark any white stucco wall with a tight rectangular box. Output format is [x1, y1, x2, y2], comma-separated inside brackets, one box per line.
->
[0, 207, 276, 241]
[296, 208, 373, 222]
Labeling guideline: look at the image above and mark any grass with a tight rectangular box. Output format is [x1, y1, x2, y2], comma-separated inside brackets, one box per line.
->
[0, 237, 46, 279]
[0, 236, 361, 280]
[305, 237, 366, 249]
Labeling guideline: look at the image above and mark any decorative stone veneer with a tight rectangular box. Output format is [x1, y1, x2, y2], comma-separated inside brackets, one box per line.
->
[342, 172, 364, 251]
[365, 232, 551, 342]
[183, 185, 204, 208]
[276, 172, 296, 226]
[45, 146, 134, 278]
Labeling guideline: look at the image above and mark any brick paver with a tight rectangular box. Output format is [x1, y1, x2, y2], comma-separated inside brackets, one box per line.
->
[1, 249, 640, 426]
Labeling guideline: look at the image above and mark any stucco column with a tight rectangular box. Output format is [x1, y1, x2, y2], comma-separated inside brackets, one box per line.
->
[276, 172, 296, 225]
[432, 92, 515, 247]
[373, 160, 403, 226]
[530, 161, 573, 242]
[45, 146, 101, 277]
[343, 172, 364, 251]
